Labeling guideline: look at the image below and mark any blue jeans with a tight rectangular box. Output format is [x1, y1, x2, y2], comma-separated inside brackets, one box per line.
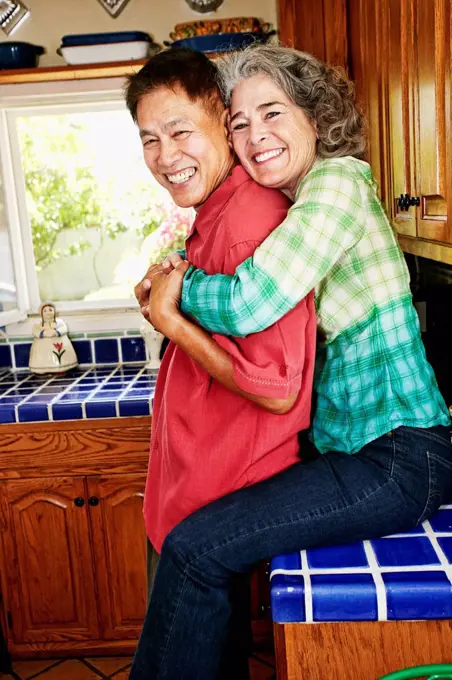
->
[130, 424, 452, 680]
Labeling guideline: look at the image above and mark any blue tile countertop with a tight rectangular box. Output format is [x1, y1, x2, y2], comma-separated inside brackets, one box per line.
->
[0, 364, 157, 424]
[270, 505, 452, 624]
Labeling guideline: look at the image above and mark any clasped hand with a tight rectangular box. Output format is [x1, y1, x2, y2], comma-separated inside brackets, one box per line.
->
[134, 253, 189, 337]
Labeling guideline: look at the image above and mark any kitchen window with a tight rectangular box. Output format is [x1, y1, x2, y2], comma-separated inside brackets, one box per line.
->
[0, 78, 192, 331]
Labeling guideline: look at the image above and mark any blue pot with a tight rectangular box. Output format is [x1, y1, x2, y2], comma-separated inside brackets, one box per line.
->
[0, 42, 45, 70]
[168, 31, 275, 54]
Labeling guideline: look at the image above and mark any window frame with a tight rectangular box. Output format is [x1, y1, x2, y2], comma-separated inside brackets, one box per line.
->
[0, 108, 28, 327]
[0, 77, 152, 332]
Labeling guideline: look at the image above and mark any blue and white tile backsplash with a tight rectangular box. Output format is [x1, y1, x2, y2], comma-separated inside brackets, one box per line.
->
[0, 330, 146, 370]
[0, 330, 156, 423]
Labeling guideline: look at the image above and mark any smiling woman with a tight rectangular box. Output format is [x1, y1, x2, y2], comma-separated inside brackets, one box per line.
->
[229, 74, 318, 199]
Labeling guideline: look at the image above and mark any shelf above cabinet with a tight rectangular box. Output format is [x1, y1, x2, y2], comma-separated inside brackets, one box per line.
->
[0, 59, 147, 85]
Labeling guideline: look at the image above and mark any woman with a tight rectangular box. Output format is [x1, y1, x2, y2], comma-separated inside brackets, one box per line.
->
[131, 45, 452, 680]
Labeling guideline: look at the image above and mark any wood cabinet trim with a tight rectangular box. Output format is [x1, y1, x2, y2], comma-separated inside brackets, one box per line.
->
[0, 416, 151, 477]
[0, 59, 146, 85]
[398, 235, 452, 264]
[0, 415, 151, 435]
[274, 619, 452, 680]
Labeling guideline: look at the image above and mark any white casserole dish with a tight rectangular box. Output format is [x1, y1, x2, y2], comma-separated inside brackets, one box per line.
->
[60, 40, 150, 65]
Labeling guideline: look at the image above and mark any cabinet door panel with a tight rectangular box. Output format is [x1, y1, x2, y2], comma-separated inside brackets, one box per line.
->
[387, 0, 418, 236]
[415, 0, 451, 243]
[1, 477, 98, 643]
[348, 0, 391, 205]
[278, 0, 348, 70]
[88, 474, 146, 639]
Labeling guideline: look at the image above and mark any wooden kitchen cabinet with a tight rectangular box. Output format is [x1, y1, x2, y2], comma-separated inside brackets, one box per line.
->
[0, 416, 273, 658]
[88, 474, 147, 640]
[0, 417, 150, 657]
[278, 0, 452, 263]
[0, 477, 99, 645]
[278, 0, 348, 70]
[415, 0, 451, 246]
[386, 0, 417, 238]
[348, 0, 452, 263]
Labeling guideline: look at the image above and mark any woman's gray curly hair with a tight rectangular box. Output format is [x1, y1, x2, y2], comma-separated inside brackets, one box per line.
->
[218, 44, 366, 159]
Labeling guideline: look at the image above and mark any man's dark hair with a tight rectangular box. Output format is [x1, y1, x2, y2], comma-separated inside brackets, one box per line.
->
[125, 48, 225, 122]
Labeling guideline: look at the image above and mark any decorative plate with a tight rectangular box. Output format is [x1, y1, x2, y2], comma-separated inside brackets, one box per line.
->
[96, 0, 131, 19]
[184, 0, 224, 14]
[0, 0, 29, 35]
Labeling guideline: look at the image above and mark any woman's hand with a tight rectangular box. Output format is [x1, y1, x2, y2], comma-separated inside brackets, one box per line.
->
[134, 253, 186, 321]
[149, 261, 190, 338]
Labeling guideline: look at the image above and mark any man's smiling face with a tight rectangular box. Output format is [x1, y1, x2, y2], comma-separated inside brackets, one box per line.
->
[137, 85, 233, 209]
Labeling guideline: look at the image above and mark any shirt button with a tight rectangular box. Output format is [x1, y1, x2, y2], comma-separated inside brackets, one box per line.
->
[279, 364, 287, 377]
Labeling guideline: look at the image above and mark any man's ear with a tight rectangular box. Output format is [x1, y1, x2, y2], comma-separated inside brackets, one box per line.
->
[224, 108, 233, 148]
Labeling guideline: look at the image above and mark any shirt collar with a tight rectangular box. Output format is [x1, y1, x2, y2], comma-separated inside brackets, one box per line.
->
[190, 165, 251, 238]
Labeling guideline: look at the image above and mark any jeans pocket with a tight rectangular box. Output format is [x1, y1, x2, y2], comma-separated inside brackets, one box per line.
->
[411, 425, 452, 447]
[417, 451, 452, 525]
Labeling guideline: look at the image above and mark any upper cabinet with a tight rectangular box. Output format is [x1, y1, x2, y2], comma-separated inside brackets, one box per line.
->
[279, 0, 452, 265]
[415, 0, 451, 246]
[349, 0, 452, 263]
[278, 0, 349, 70]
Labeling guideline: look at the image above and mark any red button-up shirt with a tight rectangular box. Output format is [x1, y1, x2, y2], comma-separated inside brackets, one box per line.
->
[144, 166, 316, 552]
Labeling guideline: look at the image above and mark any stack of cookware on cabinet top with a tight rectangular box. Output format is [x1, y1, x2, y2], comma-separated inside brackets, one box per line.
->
[165, 16, 276, 55]
[57, 31, 160, 65]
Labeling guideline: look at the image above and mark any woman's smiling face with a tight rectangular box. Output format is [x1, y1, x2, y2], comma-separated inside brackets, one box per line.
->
[230, 74, 318, 199]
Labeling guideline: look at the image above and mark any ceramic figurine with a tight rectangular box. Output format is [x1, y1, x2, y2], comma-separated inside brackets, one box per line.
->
[140, 318, 164, 369]
[29, 302, 78, 374]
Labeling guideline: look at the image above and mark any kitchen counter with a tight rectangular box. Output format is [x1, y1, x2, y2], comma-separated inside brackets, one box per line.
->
[0, 364, 157, 424]
[271, 504, 452, 679]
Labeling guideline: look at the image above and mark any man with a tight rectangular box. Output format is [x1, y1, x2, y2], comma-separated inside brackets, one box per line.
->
[126, 49, 316, 679]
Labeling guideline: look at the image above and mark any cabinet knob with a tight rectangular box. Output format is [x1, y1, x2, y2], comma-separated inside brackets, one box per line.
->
[74, 497, 85, 507]
[397, 193, 420, 211]
[88, 496, 100, 506]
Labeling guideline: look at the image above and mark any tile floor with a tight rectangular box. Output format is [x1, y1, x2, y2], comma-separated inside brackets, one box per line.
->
[0, 652, 276, 679]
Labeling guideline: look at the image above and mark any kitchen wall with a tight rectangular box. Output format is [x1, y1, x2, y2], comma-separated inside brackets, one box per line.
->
[2, 0, 278, 67]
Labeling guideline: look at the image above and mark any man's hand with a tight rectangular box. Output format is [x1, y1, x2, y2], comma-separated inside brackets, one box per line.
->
[149, 261, 190, 338]
[134, 253, 185, 321]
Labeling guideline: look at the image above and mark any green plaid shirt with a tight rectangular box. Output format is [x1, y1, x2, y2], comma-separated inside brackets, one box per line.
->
[181, 157, 450, 453]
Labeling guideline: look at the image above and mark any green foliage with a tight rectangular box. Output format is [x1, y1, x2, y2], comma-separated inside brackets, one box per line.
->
[140, 216, 164, 241]
[18, 117, 130, 270]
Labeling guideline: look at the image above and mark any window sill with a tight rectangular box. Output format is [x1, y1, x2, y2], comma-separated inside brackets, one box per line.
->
[6, 308, 144, 336]
[0, 59, 147, 85]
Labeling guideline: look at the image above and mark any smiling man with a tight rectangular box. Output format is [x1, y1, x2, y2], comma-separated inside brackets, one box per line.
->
[125, 49, 316, 680]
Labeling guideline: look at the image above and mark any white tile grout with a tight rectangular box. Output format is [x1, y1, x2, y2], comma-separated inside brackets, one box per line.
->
[422, 519, 452, 585]
[300, 550, 313, 623]
[363, 540, 388, 621]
